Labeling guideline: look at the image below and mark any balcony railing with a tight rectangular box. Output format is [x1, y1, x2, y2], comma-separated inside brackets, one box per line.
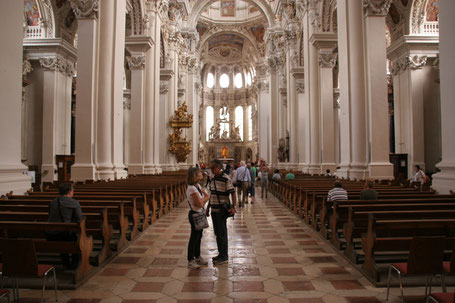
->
[24, 26, 44, 39]
[423, 22, 439, 34]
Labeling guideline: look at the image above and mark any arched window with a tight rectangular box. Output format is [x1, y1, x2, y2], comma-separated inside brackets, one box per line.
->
[206, 106, 214, 141]
[235, 106, 244, 141]
[246, 72, 252, 86]
[220, 73, 230, 88]
[234, 73, 243, 88]
[207, 72, 214, 88]
[248, 105, 253, 141]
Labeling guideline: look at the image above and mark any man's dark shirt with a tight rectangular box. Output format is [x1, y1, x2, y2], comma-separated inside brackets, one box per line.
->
[48, 196, 82, 223]
[360, 189, 378, 200]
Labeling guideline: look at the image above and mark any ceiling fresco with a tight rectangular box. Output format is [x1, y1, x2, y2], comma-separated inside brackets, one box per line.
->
[208, 33, 244, 51]
[426, 0, 439, 21]
[250, 24, 265, 43]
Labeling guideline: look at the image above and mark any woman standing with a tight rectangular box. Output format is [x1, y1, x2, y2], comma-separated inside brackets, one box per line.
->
[186, 167, 210, 269]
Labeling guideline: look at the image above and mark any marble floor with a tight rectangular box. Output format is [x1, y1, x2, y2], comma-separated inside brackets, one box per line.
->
[19, 194, 441, 302]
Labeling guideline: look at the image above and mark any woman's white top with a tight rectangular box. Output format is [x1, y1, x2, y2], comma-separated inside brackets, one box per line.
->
[186, 184, 204, 212]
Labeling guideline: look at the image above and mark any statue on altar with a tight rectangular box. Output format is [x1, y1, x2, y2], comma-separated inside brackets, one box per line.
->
[222, 146, 229, 158]
[221, 129, 229, 140]
[208, 120, 221, 140]
[230, 125, 241, 141]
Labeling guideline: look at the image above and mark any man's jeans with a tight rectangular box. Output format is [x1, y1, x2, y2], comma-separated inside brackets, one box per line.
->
[211, 211, 228, 260]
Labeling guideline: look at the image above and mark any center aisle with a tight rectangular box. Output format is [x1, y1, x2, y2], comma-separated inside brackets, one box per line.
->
[23, 194, 425, 302]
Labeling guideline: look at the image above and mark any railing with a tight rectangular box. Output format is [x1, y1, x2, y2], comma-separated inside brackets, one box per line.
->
[423, 22, 439, 34]
[24, 26, 44, 39]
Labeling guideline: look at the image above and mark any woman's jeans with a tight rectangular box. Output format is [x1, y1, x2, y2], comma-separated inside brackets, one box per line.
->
[187, 210, 203, 261]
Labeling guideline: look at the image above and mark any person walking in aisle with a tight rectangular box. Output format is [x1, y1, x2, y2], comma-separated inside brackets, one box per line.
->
[260, 163, 269, 198]
[236, 161, 251, 207]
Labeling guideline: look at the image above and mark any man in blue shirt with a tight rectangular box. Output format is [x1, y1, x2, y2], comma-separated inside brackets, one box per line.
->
[236, 161, 251, 207]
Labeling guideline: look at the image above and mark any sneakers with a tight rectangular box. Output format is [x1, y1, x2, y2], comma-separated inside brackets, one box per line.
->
[195, 256, 208, 265]
[188, 259, 200, 269]
[212, 257, 228, 265]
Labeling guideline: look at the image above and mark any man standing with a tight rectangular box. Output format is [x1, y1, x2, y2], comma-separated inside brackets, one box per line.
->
[236, 161, 251, 207]
[206, 159, 237, 265]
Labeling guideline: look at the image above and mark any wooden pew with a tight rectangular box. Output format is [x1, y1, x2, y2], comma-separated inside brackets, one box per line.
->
[344, 208, 455, 263]
[0, 198, 129, 251]
[318, 193, 454, 237]
[361, 214, 455, 282]
[327, 197, 455, 249]
[0, 217, 94, 284]
[0, 208, 113, 266]
[22, 190, 150, 233]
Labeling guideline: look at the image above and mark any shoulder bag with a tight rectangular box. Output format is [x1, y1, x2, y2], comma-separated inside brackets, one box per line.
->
[188, 185, 209, 230]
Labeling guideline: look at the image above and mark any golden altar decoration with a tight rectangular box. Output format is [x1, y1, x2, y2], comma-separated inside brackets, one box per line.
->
[169, 102, 193, 162]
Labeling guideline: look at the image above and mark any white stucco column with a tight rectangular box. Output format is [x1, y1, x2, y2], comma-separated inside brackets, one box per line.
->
[294, 76, 308, 172]
[364, 1, 394, 179]
[95, 0, 127, 180]
[336, 0, 368, 179]
[125, 37, 152, 175]
[111, 0, 127, 179]
[243, 105, 249, 143]
[312, 33, 338, 174]
[432, 0, 455, 193]
[39, 57, 74, 183]
[185, 68, 199, 167]
[285, 25, 298, 168]
[166, 53, 179, 171]
[0, 0, 32, 194]
[257, 73, 272, 164]
[306, 5, 321, 175]
[158, 77, 171, 168]
[70, 0, 99, 182]
[123, 89, 131, 168]
[388, 34, 439, 177]
[152, 10, 164, 174]
[269, 68, 280, 166]
[391, 55, 427, 177]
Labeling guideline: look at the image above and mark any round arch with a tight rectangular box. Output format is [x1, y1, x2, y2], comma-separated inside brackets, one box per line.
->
[130, 0, 145, 36]
[189, 0, 275, 29]
[199, 30, 261, 56]
[25, 0, 55, 38]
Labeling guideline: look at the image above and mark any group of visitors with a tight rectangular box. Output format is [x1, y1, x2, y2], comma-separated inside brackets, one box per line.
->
[186, 160, 237, 269]
[186, 159, 273, 269]
[327, 179, 379, 203]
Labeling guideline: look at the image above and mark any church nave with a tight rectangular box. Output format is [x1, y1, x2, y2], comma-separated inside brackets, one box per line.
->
[18, 195, 432, 303]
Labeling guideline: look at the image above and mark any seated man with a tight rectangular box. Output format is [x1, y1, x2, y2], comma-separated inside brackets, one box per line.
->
[360, 180, 378, 200]
[327, 181, 348, 202]
[285, 170, 295, 180]
[272, 169, 281, 181]
[47, 182, 82, 269]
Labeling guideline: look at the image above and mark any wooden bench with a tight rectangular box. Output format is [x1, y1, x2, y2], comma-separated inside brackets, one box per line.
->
[327, 198, 455, 249]
[344, 208, 455, 263]
[0, 198, 130, 252]
[10, 194, 142, 239]
[361, 215, 455, 282]
[0, 208, 113, 266]
[0, 217, 94, 284]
